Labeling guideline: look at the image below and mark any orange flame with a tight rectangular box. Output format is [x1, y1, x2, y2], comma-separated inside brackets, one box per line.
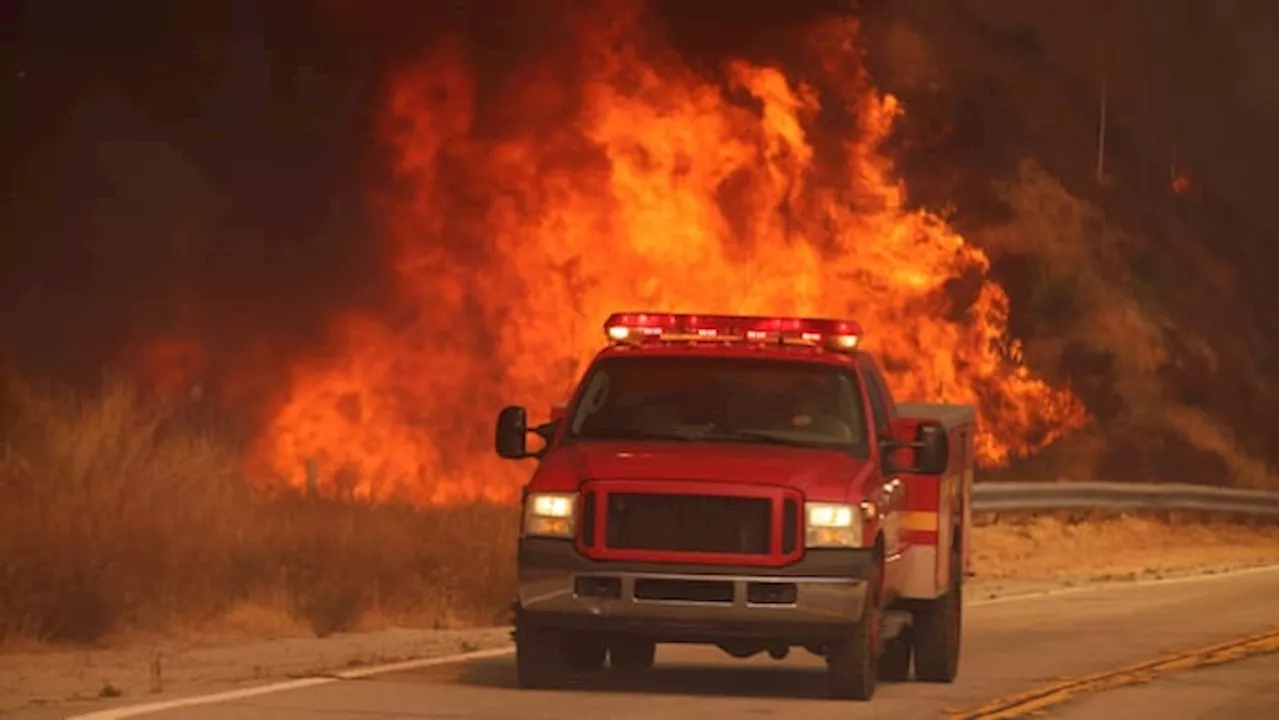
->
[246, 10, 1087, 503]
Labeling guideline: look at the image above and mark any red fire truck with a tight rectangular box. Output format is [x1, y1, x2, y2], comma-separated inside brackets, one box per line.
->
[493, 312, 974, 700]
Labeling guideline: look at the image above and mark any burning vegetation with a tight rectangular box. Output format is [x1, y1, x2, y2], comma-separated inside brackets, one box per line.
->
[162, 5, 1087, 504]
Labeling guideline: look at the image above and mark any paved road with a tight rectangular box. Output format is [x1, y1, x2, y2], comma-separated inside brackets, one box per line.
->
[68, 568, 1280, 719]
[1052, 652, 1278, 719]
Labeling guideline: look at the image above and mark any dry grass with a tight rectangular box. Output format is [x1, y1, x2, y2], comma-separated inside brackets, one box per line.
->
[971, 513, 1278, 582]
[0, 376, 517, 646]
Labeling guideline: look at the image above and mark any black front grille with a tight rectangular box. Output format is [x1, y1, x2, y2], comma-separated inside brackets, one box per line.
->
[604, 493, 773, 555]
[581, 491, 597, 547]
[781, 498, 799, 555]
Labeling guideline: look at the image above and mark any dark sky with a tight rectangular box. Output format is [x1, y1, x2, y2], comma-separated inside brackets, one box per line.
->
[0, 0, 856, 388]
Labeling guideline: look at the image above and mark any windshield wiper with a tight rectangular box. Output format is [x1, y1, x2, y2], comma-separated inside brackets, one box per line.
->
[692, 429, 806, 446]
[576, 429, 696, 442]
[575, 428, 824, 447]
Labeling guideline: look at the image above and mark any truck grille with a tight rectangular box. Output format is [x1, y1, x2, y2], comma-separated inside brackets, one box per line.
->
[604, 493, 773, 555]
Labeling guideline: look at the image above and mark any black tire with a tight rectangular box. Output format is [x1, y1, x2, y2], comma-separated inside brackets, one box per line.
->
[878, 629, 912, 682]
[913, 543, 963, 683]
[514, 623, 569, 689]
[826, 562, 881, 700]
[609, 638, 656, 671]
[564, 634, 608, 672]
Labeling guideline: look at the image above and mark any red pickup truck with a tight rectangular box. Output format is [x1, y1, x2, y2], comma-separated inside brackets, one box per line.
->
[493, 312, 975, 700]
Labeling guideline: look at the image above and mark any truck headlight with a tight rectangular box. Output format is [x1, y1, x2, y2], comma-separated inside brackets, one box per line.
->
[523, 492, 577, 539]
[804, 502, 861, 548]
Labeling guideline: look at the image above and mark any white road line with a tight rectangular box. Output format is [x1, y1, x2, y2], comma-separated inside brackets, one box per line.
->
[67, 648, 515, 720]
[67, 564, 1278, 719]
[334, 646, 515, 680]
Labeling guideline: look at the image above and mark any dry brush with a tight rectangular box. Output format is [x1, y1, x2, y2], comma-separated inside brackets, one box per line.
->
[0, 376, 517, 644]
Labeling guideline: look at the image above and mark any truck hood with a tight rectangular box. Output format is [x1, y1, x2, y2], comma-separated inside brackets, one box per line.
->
[535, 440, 874, 503]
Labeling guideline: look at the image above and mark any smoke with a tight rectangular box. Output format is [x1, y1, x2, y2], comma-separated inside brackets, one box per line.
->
[3, 3, 374, 404]
[1, 0, 863, 408]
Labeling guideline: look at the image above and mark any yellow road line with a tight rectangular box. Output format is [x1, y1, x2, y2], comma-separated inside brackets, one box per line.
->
[951, 629, 1279, 719]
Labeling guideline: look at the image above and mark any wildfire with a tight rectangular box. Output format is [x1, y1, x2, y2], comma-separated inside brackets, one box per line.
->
[233, 7, 1086, 503]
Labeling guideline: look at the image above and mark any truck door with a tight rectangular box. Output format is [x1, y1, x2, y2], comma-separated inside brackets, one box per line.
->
[858, 358, 905, 571]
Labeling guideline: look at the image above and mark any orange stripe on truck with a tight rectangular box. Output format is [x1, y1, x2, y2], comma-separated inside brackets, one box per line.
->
[900, 510, 939, 545]
[900, 511, 938, 533]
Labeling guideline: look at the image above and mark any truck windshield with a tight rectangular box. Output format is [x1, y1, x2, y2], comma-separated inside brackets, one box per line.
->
[564, 355, 870, 455]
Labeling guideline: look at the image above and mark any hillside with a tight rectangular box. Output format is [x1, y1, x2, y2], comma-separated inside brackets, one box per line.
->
[1, 0, 1274, 492]
[858, 0, 1277, 487]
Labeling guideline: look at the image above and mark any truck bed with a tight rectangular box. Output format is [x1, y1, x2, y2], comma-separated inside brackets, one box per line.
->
[896, 402, 977, 430]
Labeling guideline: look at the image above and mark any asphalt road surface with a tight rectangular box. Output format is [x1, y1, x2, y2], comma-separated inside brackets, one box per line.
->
[67, 567, 1279, 720]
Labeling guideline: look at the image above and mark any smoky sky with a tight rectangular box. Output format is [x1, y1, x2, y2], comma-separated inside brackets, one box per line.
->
[3, 0, 374, 386]
[0, 0, 858, 392]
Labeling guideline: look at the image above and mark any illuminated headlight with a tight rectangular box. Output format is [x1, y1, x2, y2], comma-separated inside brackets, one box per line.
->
[522, 492, 577, 539]
[804, 502, 861, 548]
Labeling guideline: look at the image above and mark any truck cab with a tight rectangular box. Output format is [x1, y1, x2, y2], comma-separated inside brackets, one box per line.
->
[493, 312, 973, 701]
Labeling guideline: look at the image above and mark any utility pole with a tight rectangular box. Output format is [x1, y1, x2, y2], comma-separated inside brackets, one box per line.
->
[1095, 68, 1108, 185]
[1094, 4, 1117, 187]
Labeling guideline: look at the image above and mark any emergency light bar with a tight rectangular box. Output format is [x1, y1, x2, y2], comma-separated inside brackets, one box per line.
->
[603, 312, 862, 352]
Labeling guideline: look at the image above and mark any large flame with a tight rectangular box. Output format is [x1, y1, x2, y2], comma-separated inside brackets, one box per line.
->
[243, 9, 1086, 503]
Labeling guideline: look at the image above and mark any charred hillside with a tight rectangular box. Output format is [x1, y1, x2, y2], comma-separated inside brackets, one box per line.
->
[859, 0, 1277, 487]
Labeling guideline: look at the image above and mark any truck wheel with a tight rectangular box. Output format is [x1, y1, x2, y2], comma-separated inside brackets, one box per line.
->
[877, 629, 912, 682]
[515, 623, 569, 689]
[913, 544, 962, 683]
[609, 638, 656, 671]
[826, 563, 880, 700]
[564, 633, 608, 672]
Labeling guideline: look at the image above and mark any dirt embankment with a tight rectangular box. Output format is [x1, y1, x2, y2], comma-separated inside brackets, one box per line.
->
[968, 514, 1277, 595]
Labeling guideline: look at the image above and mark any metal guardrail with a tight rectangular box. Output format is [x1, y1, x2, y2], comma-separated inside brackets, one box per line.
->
[972, 481, 1279, 516]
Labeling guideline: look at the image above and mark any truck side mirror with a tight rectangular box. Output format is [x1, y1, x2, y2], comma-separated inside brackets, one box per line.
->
[882, 419, 950, 476]
[494, 406, 530, 459]
[913, 424, 949, 475]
